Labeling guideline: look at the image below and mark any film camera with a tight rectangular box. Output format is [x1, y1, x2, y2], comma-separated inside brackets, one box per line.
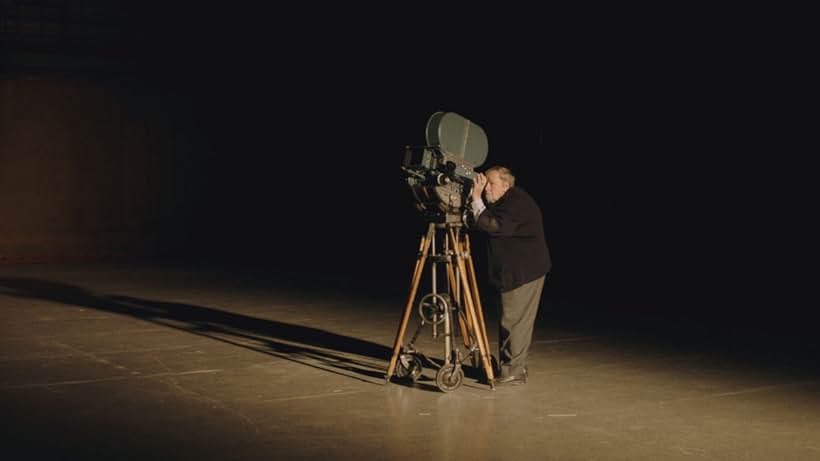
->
[402, 112, 488, 225]
[388, 111, 496, 391]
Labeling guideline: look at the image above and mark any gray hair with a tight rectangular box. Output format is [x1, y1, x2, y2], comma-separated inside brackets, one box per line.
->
[486, 166, 516, 187]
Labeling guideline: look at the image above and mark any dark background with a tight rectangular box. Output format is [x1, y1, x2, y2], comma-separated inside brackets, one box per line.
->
[1, 3, 813, 352]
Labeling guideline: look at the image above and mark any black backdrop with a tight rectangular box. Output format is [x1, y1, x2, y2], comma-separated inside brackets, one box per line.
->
[3, 5, 813, 351]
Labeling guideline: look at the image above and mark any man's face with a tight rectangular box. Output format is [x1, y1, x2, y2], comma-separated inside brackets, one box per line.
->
[484, 170, 510, 204]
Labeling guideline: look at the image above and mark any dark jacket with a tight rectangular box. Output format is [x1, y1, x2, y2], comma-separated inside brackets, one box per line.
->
[474, 186, 551, 292]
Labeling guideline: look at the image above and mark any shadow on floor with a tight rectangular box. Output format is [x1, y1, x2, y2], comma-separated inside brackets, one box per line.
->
[0, 277, 395, 384]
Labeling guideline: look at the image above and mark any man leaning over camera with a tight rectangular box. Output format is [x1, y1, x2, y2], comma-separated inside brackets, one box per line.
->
[470, 166, 551, 386]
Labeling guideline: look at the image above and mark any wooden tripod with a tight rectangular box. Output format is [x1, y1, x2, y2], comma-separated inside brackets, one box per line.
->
[385, 221, 496, 391]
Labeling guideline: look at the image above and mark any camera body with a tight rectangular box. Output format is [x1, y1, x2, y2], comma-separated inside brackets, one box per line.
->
[401, 112, 488, 224]
[402, 146, 473, 224]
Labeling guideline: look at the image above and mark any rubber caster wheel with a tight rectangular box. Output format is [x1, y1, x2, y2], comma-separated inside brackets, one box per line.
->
[436, 364, 464, 392]
[396, 353, 423, 382]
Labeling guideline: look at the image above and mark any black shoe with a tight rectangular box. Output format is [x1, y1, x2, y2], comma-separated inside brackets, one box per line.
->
[495, 368, 528, 386]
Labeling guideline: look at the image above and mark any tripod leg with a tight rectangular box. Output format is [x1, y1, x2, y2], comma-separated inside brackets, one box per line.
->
[446, 260, 472, 349]
[464, 234, 492, 363]
[385, 224, 434, 383]
[450, 229, 496, 386]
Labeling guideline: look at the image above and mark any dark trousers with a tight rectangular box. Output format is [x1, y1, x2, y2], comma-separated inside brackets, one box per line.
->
[497, 275, 545, 377]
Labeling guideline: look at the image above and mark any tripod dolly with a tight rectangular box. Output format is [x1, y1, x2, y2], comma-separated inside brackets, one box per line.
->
[385, 221, 496, 391]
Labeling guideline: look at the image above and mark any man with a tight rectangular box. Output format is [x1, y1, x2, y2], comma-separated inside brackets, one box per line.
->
[471, 166, 551, 385]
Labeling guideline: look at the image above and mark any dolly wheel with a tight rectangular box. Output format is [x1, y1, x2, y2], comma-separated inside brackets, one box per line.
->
[396, 353, 423, 382]
[436, 364, 464, 392]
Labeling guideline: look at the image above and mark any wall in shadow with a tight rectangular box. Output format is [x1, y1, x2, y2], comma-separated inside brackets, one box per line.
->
[2, 15, 812, 349]
[0, 77, 212, 262]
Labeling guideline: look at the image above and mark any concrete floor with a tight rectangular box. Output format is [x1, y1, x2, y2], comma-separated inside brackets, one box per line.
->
[1, 263, 819, 460]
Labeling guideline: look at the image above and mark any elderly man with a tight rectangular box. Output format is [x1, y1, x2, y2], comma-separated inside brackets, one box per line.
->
[471, 166, 551, 385]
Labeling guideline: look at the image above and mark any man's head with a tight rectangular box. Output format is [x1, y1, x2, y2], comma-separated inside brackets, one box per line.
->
[484, 166, 515, 203]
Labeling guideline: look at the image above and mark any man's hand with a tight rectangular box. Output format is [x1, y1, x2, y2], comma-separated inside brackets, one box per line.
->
[472, 172, 487, 202]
